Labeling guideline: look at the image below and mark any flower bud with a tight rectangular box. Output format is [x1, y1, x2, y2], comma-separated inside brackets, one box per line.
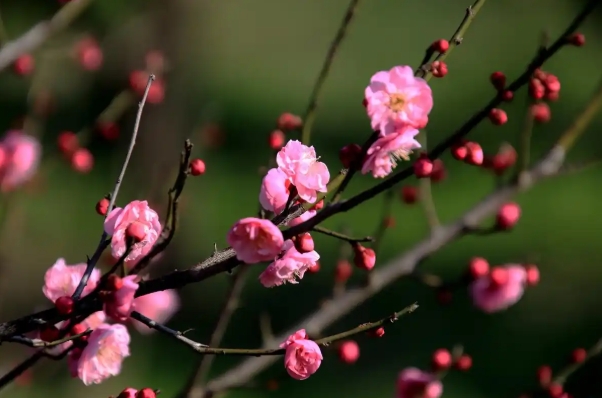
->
[338, 340, 360, 364]
[353, 244, 376, 271]
[189, 159, 206, 176]
[496, 202, 521, 230]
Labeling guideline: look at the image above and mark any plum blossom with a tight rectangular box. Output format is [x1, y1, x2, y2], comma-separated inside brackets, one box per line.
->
[280, 329, 323, 380]
[470, 265, 527, 313]
[361, 126, 421, 178]
[104, 200, 162, 262]
[259, 240, 319, 287]
[0, 130, 41, 192]
[364, 65, 433, 132]
[43, 258, 100, 302]
[75, 323, 131, 385]
[276, 140, 330, 203]
[396, 367, 443, 398]
[227, 217, 284, 264]
[259, 167, 292, 214]
[104, 275, 139, 322]
[132, 289, 180, 334]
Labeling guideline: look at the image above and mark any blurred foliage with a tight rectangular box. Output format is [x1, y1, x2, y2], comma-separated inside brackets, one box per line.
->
[0, 0, 601, 397]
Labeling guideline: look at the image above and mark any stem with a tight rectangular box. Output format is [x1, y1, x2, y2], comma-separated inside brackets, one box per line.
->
[131, 303, 417, 357]
[300, 0, 362, 144]
[312, 225, 373, 243]
[72, 75, 155, 300]
[417, 133, 440, 229]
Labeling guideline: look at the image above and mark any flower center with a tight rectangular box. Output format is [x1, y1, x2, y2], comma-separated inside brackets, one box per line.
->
[388, 147, 412, 168]
[389, 93, 406, 112]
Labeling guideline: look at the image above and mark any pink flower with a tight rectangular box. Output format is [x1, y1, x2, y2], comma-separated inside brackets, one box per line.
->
[259, 240, 319, 287]
[288, 210, 316, 227]
[0, 130, 41, 191]
[276, 140, 330, 203]
[42, 258, 100, 302]
[132, 290, 180, 334]
[259, 168, 292, 214]
[104, 200, 162, 262]
[361, 127, 421, 178]
[104, 275, 139, 322]
[364, 66, 433, 132]
[76, 323, 131, 385]
[470, 265, 527, 313]
[227, 217, 284, 264]
[280, 329, 323, 380]
[396, 368, 443, 398]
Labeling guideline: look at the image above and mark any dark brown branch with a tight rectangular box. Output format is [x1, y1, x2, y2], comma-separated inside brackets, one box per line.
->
[312, 225, 373, 243]
[6, 329, 91, 348]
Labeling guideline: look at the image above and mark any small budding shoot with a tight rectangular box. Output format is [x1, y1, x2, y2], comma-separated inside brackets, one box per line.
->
[57, 131, 79, 155]
[55, 296, 74, 315]
[400, 185, 418, 204]
[568, 32, 585, 47]
[531, 102, 551, 123]
[454, 354, 473, 371]
[189, 159, 206, 176]
[339, 143, 362, 169]
[430, 61, 448, 78]
[570, 348, 587, 363]
[71, 148, 94, 174]
[97, 121, 120, 141]
[414, 154, 434, 178]
[431, 39, 449, 53]
[488, 108, 508, 125]
[429, 159, 446, 182]
[277, 112, 303, 131]
[269, 130, 285, 150]
[537, 364, 553, 386]
[338, 340, 360, 364]
[334, 259, 353, 283]
[525, 264, 540, 286]
[431, 348, 452, 371]
[294, 233, 315, 253]
[352, 244, 376, 271]
[464, 142, 484, 166]
[308, 261, 320, 273]
[13, 54, 34, 76]
[369, 327, 385, 338]
[469, 257, 490, 279]
[96, 197, 110, 216]
[496, 202, 521, 230]
[490, 71, 506, 91]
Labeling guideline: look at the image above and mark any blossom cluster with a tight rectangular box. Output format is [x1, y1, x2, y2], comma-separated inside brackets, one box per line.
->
[39, 199, 180, 385]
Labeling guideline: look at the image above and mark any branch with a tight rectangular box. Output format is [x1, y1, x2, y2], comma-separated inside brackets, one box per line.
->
[300, 0, 362, 144]
[0, 0, 94, 72]
[133, 304, 417, 358]
[6, 329, 91, 348]
[200, 78, 602, 395]
[312, 225, 373, 243]
[72, 74, 156, 300]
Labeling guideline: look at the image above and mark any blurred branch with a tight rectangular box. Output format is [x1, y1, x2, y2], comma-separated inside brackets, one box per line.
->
[312, 226, 373, 243]
[0, 0, 94, 71]
[200, 78, 602, 395]
[132, 303, 417, 358]
[178, 266, 251, 398]
[300, 0, 362, 144]
[6, 329, 91, 348]
[72, 74, 156, 300]
[418, 133, 440, 229]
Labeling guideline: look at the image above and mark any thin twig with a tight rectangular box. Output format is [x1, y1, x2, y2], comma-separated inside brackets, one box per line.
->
[72, 74, 156, 300]
[133, 303, 417, 357]
[6, 329, 91, 348]
[300, 0, 362, 144]
[0, 0, 94, 72]
[418, 133, 440, 229]
[312, 225, 373, 243]
[178, 266, 250, 398]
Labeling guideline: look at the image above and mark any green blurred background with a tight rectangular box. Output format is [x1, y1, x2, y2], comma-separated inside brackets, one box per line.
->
[0, 0, 601, 397]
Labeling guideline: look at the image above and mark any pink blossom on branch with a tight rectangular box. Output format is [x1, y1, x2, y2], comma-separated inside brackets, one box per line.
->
[259, 240, 319, 287]
[364, 65, 433, 132]
[276, 140, 330, 203]
[0, 130, 41, 192]
[42, 258, 101, 302]
[361, 126, 421, 178]
[132, 289, 180, 334]
[104, 275, 139, 322]
[469, 265, 527, 313]
[259, 167, 292, 214]
[104, 200, 162, 262]
[396, 367, 443, 398]
[280, 329, 323, 380]
[227, 217, 284, 264]
[75, 323, 131, 385]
